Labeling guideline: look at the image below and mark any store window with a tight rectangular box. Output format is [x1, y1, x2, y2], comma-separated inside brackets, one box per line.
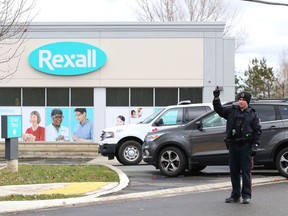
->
[71, 88, 94, 106]
[180, 88, 202, 103]
[106, 88, 129, 106]
[23, 88, 45, 106]
[47, 88, 69, 106]
[131, 88, 153, 106]
[155, 88, 177, 106]
[0, 88, 21, 106]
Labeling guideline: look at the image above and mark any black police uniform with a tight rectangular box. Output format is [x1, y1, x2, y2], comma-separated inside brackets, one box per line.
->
[213, 96, 262, 202]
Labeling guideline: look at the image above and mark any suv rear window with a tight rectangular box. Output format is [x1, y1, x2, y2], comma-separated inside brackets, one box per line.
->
[278, 105, 288, 120]
[253, 105, 276, 122]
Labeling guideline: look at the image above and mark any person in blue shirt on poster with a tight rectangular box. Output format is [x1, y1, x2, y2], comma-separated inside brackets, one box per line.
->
[46, 108, 69, 142]
[73, 108, 93, 142]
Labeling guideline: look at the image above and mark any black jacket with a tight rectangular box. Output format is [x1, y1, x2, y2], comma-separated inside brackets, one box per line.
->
[213, 99, 262, 145]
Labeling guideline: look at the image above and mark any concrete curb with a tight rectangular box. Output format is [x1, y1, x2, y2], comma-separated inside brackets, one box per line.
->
[0, 163, 129, 214]
[80, 176, 287, 203]
[0, 165, 6, 171]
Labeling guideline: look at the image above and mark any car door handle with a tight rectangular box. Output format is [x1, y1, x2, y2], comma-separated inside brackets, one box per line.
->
[269, 125, 277, 129]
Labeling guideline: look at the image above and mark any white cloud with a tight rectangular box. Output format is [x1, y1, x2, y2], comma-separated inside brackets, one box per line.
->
[34, 0, 137, 22]
[236, 0, 288, 72]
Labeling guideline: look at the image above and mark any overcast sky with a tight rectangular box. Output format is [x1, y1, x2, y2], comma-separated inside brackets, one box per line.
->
[33, 0, 288, 75]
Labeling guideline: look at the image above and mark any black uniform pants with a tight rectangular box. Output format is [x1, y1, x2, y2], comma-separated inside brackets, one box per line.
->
[229, 142, 253, 199]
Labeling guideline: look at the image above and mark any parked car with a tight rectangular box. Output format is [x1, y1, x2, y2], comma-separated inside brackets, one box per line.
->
[143, 100, 288, 178]
[99, 101, 214, 165]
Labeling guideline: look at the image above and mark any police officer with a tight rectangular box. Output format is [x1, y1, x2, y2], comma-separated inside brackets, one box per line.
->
[213, 87, 262, 204]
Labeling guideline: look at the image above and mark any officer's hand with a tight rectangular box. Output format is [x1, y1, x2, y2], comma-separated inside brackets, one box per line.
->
[226, 143, 229, 150]
[213, 86, 220, 98]
[251, 143, 258, 156]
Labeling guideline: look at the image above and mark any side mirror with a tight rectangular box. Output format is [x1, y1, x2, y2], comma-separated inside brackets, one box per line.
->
[196, 121, 203, 131]
[154, 118, 164, 126]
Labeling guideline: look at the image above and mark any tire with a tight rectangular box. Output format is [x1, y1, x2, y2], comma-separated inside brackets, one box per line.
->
[189, 165, 207, 173]
[276, 147, 288, 178]
[158, 146, 187, 177]
[117, 140, 142, 165]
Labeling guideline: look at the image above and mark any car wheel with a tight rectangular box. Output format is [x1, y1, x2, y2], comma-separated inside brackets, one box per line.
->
[118, 140, 142, 165]
[189, 165, 207, 173]
[276, 147, 288, 178]
[158, 146, 187, 177]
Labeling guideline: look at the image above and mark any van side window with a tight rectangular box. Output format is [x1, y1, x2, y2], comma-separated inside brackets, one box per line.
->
[157, 108, 183, 125]
[185, 106, 211, 123]
[253, 105, 276, 122]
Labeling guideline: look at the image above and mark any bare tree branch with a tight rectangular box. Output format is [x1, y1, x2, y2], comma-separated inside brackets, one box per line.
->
[133, 0, 245, 50]
[0, 0, 37, 81]
[242, 0, 288, 6]
[274, 50, 288, 97]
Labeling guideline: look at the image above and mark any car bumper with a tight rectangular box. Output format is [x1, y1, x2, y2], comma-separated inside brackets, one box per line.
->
[142, 141, 157, 166]
[142, 156, 155, 165]
[98, 143, 117, 160]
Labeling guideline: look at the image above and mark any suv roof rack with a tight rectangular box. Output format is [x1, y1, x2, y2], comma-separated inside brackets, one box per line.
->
[250, 98, 288, 103]
[177, 100, 191, 105]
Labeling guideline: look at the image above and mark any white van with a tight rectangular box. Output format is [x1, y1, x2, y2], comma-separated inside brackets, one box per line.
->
[99, 102, 213, 165]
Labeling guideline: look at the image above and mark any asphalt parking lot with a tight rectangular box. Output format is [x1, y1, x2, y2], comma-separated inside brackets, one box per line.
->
[1, 156, 283, 196]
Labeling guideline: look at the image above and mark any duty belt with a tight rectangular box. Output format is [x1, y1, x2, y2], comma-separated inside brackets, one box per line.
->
[224, 138, 247, 145]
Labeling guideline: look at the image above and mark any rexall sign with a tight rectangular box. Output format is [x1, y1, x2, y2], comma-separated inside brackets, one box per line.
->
[28, 42, 107, 76]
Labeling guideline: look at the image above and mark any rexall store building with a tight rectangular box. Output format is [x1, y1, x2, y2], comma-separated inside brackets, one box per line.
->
[0, 22, 235, 143]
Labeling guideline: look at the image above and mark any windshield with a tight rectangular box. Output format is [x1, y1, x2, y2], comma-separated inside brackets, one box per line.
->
[141, 108, 164, 124]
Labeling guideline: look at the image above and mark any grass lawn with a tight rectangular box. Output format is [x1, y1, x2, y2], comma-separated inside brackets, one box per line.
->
[0, 164, 119, 201]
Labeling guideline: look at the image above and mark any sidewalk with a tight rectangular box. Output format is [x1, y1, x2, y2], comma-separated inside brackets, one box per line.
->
[0, 156, 129, 214]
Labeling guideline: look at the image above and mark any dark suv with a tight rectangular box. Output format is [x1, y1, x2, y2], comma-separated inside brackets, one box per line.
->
[142, 100, 288, 177]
